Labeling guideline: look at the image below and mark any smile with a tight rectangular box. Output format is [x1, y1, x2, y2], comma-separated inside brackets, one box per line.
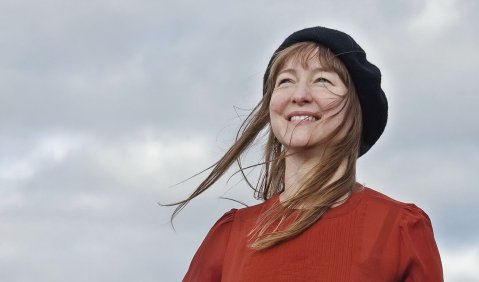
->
[287, 112, 322, 122]
[290, 115, 317, 121]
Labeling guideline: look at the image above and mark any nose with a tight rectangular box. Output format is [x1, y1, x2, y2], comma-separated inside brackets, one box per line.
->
[291, 83, 312, 105]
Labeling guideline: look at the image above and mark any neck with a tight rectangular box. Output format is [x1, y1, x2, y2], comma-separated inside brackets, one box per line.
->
[280, 147, 350, 204]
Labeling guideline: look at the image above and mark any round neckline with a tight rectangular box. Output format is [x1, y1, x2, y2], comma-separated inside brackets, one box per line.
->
[268, 186, 367, 219]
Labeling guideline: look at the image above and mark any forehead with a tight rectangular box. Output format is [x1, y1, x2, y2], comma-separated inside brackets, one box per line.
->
[277, 45, 334, 74]
[280, 55, 325, 71]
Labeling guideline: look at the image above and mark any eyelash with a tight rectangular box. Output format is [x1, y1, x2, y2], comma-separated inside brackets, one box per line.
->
[276, 77, 331, 86]
[277, 78, 293, 86]
[315, 77, 331, 84]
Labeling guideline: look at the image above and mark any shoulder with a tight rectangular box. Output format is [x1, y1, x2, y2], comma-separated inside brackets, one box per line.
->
[183, 209, 238, 281]
[210, 197, 271, 227]
[209, 208, 237, 232]
[359, 187, 435, 234]
[359, 188, 443, 280]
[361, 187, 410, 207]
[217, 208, 238, 222]
[196, 208, 238, 246]
[362, 187, 430, 217]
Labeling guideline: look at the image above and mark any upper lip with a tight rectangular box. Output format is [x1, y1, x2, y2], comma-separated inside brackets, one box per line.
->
[286, 111, 322, 121]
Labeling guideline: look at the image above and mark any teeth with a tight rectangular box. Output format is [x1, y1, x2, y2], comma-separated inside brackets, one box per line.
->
[290, 115, 316, 121]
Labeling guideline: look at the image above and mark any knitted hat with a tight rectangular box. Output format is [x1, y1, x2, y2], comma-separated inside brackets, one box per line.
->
[263, 26, 388, 157]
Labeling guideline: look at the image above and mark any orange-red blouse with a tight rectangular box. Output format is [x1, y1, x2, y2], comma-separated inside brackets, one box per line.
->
[183, 187, 443, 281]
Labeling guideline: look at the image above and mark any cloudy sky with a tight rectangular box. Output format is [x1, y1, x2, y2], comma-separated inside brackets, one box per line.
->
[1, 0, 478, 281]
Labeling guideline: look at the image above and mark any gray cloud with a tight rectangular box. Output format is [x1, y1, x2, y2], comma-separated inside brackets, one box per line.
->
[1, 0, 478, 281]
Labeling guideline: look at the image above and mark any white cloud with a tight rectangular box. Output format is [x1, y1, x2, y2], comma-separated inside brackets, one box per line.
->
[409, 0, 460, 34]
[0, 190, 24, 213]
[92, 129, 210, 187]
[443, 245, 479, 282]
[0, 129, 213, 281]
[0, 133, 89, 181]
[63, 51, 149, 94]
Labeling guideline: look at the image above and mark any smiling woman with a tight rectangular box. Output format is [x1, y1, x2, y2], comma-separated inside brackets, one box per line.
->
[168, 26, 443, 281]
[269, 43, 353, 154]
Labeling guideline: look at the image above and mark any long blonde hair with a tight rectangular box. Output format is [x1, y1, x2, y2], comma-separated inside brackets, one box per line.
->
[170, 42, 362, 250]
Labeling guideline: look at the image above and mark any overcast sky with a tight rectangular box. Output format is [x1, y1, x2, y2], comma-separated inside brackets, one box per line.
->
[1, 0, 478, 281]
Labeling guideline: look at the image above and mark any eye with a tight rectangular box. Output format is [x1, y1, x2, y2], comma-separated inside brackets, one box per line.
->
[314, 77, 332, 84]
[276, 78, 294, 86]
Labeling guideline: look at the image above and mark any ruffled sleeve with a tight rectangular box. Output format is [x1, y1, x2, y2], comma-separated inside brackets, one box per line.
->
[183, 209, 237, 282]
[398, 204, 443, 282]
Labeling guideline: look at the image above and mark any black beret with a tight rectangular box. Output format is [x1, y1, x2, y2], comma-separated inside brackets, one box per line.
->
[263, 26, 388, 157]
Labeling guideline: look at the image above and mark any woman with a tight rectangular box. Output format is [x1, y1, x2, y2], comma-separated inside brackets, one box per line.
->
[177, 26, 443, 281]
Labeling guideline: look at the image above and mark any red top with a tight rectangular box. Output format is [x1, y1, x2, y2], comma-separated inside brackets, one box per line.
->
[183, 188, 443, 282]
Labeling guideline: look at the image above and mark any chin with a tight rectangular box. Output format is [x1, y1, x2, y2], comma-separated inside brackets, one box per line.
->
[281, 135, 320, 149]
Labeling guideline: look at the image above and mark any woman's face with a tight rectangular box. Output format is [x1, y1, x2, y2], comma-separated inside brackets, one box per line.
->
[269, 55, 349, 153]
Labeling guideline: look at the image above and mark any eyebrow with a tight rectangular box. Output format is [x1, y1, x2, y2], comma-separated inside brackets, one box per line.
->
[312, 67, 334, 74]
[278, 67, 334, 76]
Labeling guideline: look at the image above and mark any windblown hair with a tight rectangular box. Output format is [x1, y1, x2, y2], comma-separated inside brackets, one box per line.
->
[169, 42, 362, 250]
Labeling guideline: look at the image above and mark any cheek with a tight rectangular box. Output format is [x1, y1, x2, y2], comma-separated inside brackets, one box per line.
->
[269, 94, 278, 111]
[323, 106, 350, 140]
[269, 93, 288, 114]
[269, 96, 285, 137]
